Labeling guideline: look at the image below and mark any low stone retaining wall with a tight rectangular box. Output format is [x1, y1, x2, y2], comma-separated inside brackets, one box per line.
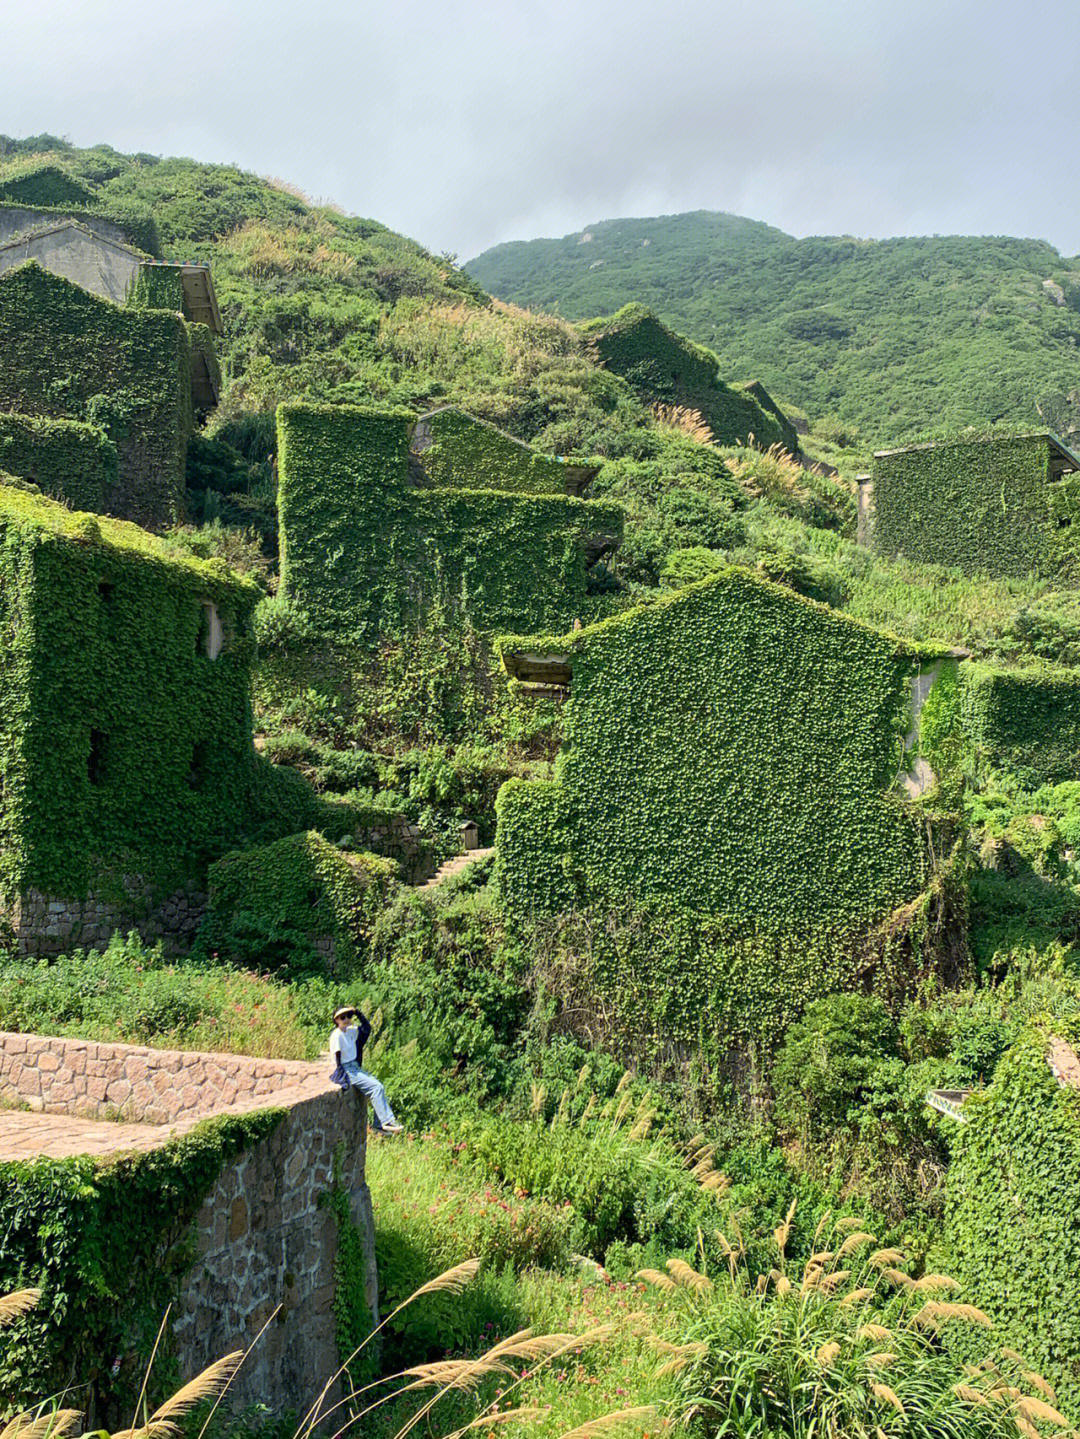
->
[10, 880, 207, 958]
[0, 1032, 378, 1413]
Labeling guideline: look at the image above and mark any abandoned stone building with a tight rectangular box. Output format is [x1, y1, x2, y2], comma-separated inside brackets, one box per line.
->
[277, 401, 623, 638]
[862, 430, 1080, 578]
[495, 566, 958, 926]
[0, 218, 222, 335]
[0, 261, 210, 527]
[0, 483, 263, 954]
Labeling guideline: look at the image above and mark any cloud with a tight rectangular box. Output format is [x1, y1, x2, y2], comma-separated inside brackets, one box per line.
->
[2, 0, 1079, 258]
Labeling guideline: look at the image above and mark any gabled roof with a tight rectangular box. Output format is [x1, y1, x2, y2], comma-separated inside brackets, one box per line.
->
[413, 406, 599, 495]
[0, 218, 148, 261]
[874, 430, 1080, 471]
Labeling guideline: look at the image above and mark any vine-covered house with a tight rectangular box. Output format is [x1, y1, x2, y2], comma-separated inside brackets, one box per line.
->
[494, 569, 962, 1031]
[277, 401, 622, 639]
[0, 262, 202, 527]
[0, 483, 262, 954]
[863, 430, 1080, 578]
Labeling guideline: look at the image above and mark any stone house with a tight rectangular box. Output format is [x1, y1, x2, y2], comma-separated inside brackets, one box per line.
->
[0, 484, 262, 954]
[277, 401, 622, 639]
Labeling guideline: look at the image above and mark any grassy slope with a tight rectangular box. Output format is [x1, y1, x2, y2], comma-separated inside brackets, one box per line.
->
[466, 210, 1080, 444]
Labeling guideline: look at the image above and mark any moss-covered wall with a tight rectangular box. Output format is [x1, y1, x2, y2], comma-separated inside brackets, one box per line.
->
[0, 414, 117, 513]
[0, 262, 192, 529]
[960, 661, 1080, 786]
[496, 569, 949, 923]
[945, 1034, 1080, 1420]
[870, 433, 1080, 578]
[0, 485, 263, 907]
[413, 407, 589, 494]
[579, 304, 790, 450]
[737, 380, 799, 454]
[277, 402, 622, 641]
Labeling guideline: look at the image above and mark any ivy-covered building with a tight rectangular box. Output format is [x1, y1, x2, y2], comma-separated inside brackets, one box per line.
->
[277, 401, 623, 639]
[0, 262, 196, 527]
[578, 304, 798, 452]
[865, 430, 1080, 578]
[0, 482, 262, 954]
[494, 569, 960, 1030]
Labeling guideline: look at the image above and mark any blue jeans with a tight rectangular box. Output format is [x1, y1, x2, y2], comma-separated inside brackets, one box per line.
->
[343, 1062, 397, 1129]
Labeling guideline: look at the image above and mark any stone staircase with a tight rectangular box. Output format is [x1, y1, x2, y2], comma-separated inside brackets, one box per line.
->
[417, 846, 494, 891]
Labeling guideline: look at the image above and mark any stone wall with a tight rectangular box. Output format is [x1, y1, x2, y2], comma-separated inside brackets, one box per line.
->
[0, 1032, 378, 1413]
[9, 879, 208, 959]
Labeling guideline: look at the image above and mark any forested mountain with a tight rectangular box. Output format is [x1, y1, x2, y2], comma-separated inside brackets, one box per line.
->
[466, 210, 1080, 443]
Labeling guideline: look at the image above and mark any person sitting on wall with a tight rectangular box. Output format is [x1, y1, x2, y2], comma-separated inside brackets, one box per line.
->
[329, 1006, 404, 1134]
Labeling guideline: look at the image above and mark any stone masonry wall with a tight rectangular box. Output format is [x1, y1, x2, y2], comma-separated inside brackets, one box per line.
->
[0, 1032, 378, 1413]
[10, 880, 208, 959]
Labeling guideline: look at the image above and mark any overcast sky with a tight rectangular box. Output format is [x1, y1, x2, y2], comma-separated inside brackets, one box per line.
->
[4, 0, 1080, 260]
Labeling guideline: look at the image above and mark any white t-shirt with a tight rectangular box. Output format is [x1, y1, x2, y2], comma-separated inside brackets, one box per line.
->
[330, 1026, 359, 1065]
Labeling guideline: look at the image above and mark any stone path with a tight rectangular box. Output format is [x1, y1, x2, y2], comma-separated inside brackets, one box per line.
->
[0, 1108, 164, 1161]
[417, 847, 494, 891]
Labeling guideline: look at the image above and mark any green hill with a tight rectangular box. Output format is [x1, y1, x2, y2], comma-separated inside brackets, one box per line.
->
[466, 210, 1080, 444]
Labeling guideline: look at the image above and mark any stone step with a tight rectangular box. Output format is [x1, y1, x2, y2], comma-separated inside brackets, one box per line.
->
[417, 846, 495, 891]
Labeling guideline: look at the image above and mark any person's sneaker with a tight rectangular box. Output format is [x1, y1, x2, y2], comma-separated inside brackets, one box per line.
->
[382, 1122, 405, 1134]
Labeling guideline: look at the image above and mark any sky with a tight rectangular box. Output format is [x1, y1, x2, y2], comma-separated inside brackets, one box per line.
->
[3, 0, 1080, 261]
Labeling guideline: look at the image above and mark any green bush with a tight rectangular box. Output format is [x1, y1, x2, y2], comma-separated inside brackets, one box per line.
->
[772, 994, 900, 1141]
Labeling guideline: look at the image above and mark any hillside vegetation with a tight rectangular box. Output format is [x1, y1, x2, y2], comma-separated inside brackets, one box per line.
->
[6, 135, 1080, 1438]
[466, 210, 1080, 443]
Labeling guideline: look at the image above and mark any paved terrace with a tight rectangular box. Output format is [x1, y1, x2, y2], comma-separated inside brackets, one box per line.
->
[0, 1032, 335, 1160]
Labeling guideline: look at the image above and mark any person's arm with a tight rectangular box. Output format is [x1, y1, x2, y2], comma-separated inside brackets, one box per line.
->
[356, 1012, 372, 1047]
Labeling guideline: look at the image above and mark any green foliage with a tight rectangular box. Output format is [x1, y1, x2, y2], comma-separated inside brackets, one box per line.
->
[671, 1233, 1015, 1439]
[0, 413, 117, 512]
[277, 401, 622, 641]
[0, 163, 96, 208]
[0, 1107, 283, 1413]
[772, 994, 900, 1140]
[961, 661, 1080, 786]
[126, 262, 185, 311]
[579, 304, 789, 449]
[325, 1157, 376, 1383]
[872, 432, 1080, 579]
[946, 1032, 1080, 1418]
[0, 484, 263, 905]
[0, 263, 192, 527]
[203, 830, 398, 976]
[467, 211, 1080, 444]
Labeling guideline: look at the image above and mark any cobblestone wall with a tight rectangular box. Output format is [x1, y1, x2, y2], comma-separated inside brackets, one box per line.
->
[0, 1032, 378, 1413]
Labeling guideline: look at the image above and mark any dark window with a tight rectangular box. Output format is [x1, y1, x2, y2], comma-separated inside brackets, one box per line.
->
[88, 730, 108, 785]
[188, 741, 209, 790]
